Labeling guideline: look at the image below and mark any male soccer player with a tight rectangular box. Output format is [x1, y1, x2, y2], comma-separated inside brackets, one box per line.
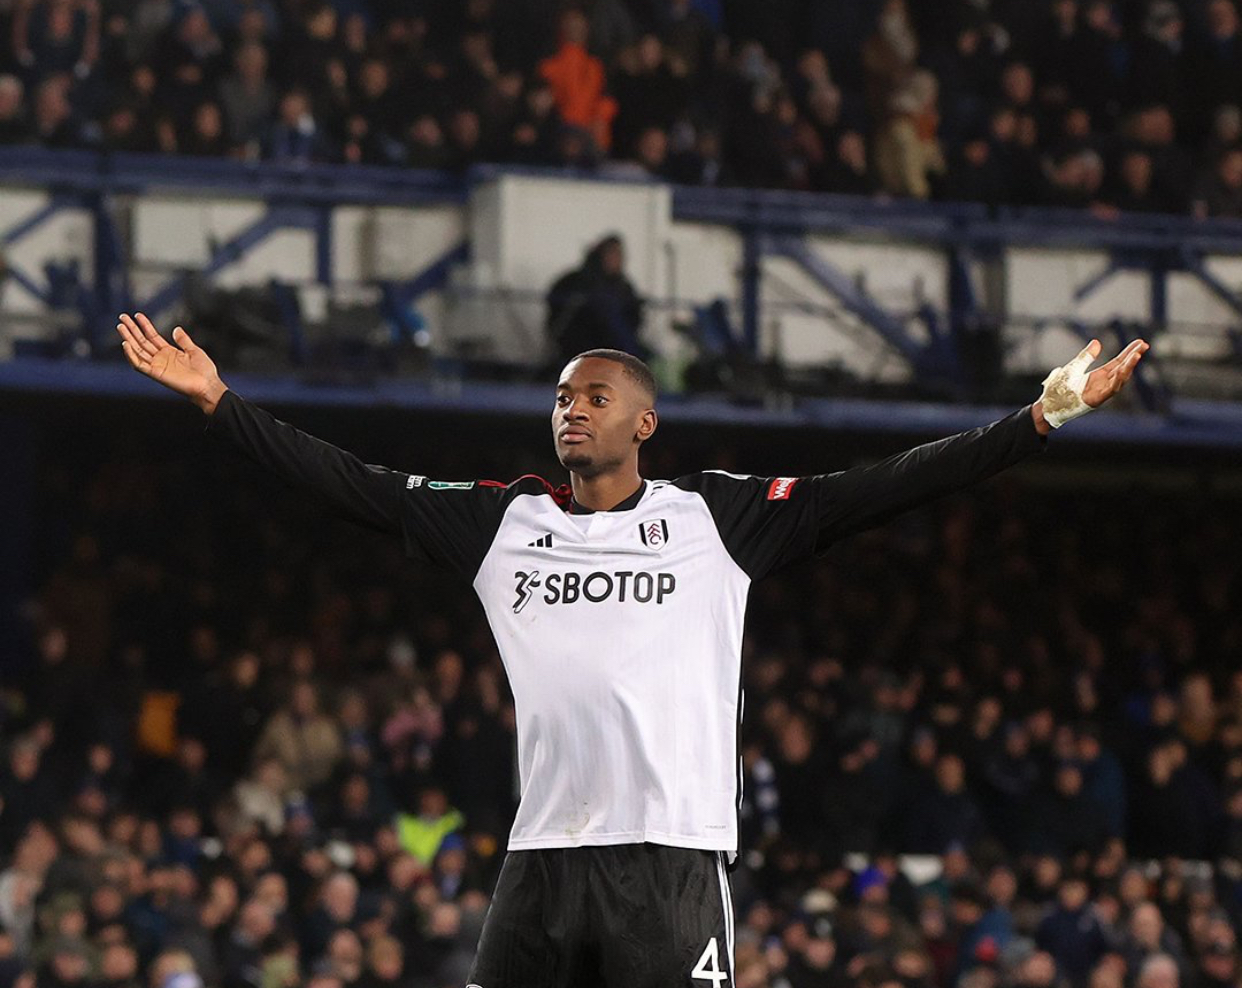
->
[116, 312, 1146, 987]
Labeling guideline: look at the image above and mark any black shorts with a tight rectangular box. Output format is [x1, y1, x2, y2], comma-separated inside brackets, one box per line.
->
[467, 843, 735, 988]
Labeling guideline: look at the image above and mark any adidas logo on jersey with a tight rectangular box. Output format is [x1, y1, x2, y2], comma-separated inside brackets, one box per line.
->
[527, 534, 554, 548]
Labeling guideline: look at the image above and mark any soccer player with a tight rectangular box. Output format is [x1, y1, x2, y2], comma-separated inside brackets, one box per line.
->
[116, 312, 1146, 987]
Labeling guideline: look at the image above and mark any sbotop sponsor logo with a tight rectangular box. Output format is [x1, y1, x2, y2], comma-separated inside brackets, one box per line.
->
[513, 570, 677, 612]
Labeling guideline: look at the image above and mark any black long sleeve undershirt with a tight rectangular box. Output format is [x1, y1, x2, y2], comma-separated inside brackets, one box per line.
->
[206, 388, 1046, 581]
[204, 388, 406, 535]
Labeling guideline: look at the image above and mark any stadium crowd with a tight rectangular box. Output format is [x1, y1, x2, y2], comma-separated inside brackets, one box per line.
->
[0, 0, 1241, 216]
[1, 411, 1240, 988]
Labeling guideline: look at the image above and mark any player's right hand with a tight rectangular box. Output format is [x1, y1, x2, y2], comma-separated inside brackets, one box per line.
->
[116, 312, 229, 414]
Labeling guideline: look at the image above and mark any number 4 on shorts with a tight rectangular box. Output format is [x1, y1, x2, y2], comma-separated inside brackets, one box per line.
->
[692, 937, 728, 985]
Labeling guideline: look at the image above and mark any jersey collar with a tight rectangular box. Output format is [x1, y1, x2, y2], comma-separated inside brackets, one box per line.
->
[568, 480, 647, 515]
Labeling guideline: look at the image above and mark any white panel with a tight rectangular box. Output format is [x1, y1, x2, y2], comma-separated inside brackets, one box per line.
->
[466, 176, 672, 364]
[207, 201, 266, 244]
[810, 237, 949, 309]
[1166, 256, 1242, 330]
[0, 191, 94, 323]
[1166, 272, 1239, 327]
[1004, 322, 1088, 375]
[665, 222, 740, 300]
[758, 255, 912, 382]
[214, 229, 315, 287]
[370, 205, 465, 280]
[1204, 255, 1242, 288]
[132, 197, 264, 267]
[1, 276, 48, 315]
[1075, 270, 1149, 321]
[0, 189, 48, 230]
[1007, 248, 1110, 319]
[472, 176, 672, 297]
[133, 200, 210, 266]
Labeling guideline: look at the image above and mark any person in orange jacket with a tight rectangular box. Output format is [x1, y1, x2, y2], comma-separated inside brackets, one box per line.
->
[538, 8, 618, 153]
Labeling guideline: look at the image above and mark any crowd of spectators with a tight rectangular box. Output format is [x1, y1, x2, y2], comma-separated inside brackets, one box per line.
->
[1, 0, 1242, 218]
[1, 407, 1241, 988]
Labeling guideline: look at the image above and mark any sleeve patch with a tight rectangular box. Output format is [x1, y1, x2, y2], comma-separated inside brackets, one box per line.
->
[766, 478, 799, 500]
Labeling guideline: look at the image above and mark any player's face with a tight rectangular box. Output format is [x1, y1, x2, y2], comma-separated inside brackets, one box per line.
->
[552, 357, 655, 478]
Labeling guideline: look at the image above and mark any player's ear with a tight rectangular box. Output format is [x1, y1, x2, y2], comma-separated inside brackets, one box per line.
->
[635, 408, 658, 444]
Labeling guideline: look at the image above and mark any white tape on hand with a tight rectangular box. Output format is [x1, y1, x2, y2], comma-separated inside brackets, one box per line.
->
[1039, 344, 1096, 429]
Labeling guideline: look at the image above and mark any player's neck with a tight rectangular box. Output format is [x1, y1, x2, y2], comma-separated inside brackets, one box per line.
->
[569, 468, 644, 512]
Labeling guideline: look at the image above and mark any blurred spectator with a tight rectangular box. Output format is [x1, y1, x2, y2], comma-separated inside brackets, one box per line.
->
[29, 73, 82, 147]
[180, 101, 228, 158]
[396, 787, 464, 866]
[153, 6, 222, 131]
[217, 42, 273, 152]
[545, 233, 646, 365]
[874, 70, 945, 200]
[263, 88, 331, 165]
[822, 130, 878, 196]
[863, 0, 919, 126]
[610, 34, 689, 163]
[1183, 0, 1242, 142]
[252, 680, 342, 795]
[945, 130, 1006, 205]
[11, 0, 99, 85]
[903, 753, 986, 854]
[0, 74, 28, 143]
[1129, 2, 1184, 111]
[1104, 150, 1164, 213]
[538, 8, 617, 154]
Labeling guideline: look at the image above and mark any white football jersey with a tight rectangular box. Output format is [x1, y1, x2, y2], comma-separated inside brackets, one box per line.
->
[208, 391, 1044, 856]
[475, 479, 751, 851]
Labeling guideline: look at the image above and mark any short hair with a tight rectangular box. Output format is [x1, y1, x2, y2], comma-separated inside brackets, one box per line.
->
[569, 349, 657, 404]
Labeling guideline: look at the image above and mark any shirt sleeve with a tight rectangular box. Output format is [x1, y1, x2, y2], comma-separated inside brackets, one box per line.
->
[680, 406, 1046, 580]
[205, 390, 506, 578]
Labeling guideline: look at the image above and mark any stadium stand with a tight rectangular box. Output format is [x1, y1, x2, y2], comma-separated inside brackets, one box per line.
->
[1, 406, 1240, 988]
[0, 0, 1241, 216]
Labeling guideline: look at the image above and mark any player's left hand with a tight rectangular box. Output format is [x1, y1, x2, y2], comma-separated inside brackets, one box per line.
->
[1038, 337, 1150, 430]
[1080, 338, 1149, 407]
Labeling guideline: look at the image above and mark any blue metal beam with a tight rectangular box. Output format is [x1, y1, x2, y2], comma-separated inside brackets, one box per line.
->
[1072, 258, 1124, 303]
[382, 242, 470, 310]
[1177, 249, 1242, 321]
[764, 234, 956, 382]
[2, 357, 1240, 449]
[137, 206, 321, 319]
[4, 262, 49, 303]
[1, 196, 78, 245]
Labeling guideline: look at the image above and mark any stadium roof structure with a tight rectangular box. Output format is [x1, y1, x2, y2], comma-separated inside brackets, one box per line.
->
[1, 150, 1241, 449]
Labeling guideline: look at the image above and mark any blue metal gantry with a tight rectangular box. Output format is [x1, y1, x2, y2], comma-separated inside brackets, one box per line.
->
[2, 149, 1242, 447]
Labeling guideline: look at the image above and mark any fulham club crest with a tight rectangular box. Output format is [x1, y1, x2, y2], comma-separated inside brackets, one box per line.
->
[639, 519, 669, 548]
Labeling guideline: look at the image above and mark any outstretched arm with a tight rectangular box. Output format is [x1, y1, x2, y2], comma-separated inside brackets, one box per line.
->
[116, 312, 404, 534]
[682, 340, 1150, 580]
[817, 337, 1149, 543]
